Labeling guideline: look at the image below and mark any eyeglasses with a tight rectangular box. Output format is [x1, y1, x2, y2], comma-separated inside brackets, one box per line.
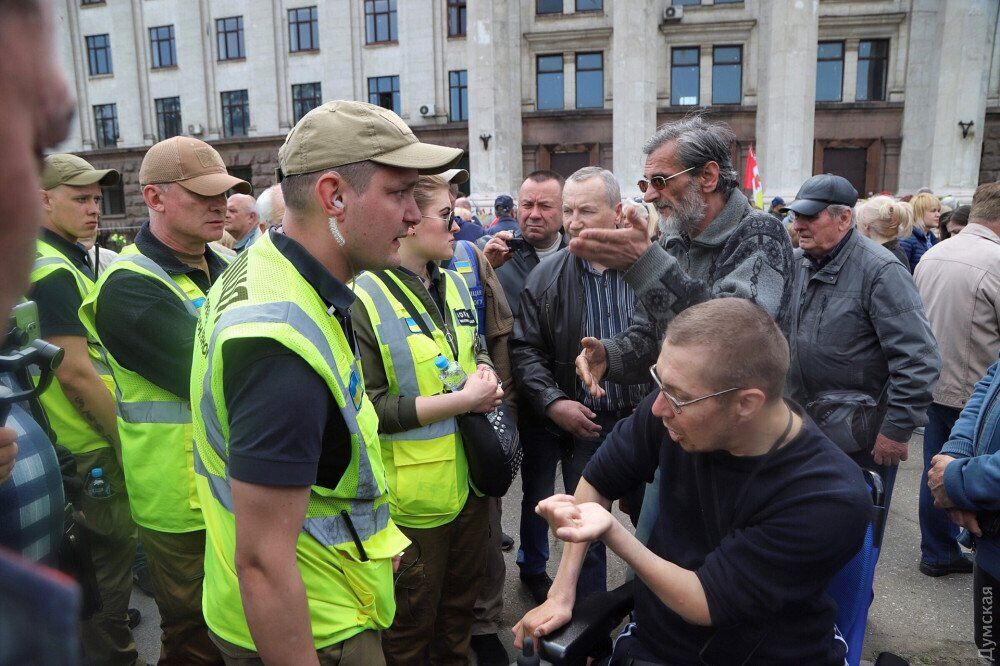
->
[648, 365, 741, 414]
[637, 166, 697, 193]
[421, 211, 455, 226]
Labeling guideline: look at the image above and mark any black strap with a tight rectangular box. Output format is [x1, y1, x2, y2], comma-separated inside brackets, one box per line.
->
[370, 270, 458, 358]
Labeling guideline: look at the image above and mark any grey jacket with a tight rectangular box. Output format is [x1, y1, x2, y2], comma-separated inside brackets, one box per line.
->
[787, 229, 940, 442]
[604, 189, 795, 384]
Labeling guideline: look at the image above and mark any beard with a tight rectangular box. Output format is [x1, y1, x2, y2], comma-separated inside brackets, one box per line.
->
[657, 180, 708, 236]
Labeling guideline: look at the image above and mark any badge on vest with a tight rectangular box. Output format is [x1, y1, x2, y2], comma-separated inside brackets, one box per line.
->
[454, 308, 477, 327]
[349, 369, 364, 410]
[454, 260, 473, 274]
[404, 317, 423, 334]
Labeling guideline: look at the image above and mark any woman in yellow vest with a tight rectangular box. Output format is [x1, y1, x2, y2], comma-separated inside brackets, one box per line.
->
[353, 174, 503, 665]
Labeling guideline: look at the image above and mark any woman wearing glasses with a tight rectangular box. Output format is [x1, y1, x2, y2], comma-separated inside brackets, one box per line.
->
[352, 173, 502, 665]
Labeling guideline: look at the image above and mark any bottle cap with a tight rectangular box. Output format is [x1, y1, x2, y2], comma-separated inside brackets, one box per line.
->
[433, 355, 449, 370]
[91, 467, 103, 478]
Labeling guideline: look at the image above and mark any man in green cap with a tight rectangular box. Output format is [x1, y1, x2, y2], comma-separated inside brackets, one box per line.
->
[79, 136, 251, 665]
[30, 153, 141, 665]
[190, 100, 461, 664]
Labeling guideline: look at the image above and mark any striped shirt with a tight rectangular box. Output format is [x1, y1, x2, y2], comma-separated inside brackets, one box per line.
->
[579, 260, 652, 413]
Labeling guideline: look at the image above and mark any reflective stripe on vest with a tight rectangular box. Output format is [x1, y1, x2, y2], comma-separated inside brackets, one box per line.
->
[195, 301, 389, 547]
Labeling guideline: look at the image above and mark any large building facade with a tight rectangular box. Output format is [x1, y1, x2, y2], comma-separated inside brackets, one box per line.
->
[55, 0, 1000, 232]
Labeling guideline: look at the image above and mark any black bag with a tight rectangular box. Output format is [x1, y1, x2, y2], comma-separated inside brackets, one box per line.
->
[806, 389, 884, 455]
[371, 271, 522, 497]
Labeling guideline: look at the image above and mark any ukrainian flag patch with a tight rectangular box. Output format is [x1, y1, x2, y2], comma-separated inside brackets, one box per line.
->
[454, 260, 473, 274]
[349, 370, 364, 410]
[404, 317, 422, 334]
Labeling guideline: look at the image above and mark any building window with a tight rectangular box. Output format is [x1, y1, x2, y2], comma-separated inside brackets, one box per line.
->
[448, 70, 468, 122]
[671, 47, 699, 106]
[713, 0, 743, 4]
[288, 6, 319, 52]
[711, 45, 741, 105]
[86, 34, 112, 76]
[536, 0, 562, 14]
[536, 54, 564, 110]
[575, 52, 603, 109]
[816, 41, 844, 102]
[672, 0, 700, 5]
[149, 25, 176, 69]
[447, 0, 466, 37]
[857, 39, 888, 102]
[93, 104, 118, 148]
[155, 96, 182, 140]
[101, 180, 125, 216]
[364, 0, 397, 44]
[81, 0, 105, 5]
[368, 76, 400, 114]
[221, 90, 249, 137]
[291, 82, 322, 123]
[216, 16, 245, 61]
[576, 0, 602, 10]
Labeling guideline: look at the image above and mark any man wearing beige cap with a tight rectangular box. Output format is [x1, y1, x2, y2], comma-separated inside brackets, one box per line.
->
[190, 100, 460, 665]
[80, 136, 250, 665]
[30, 154, 142, 665]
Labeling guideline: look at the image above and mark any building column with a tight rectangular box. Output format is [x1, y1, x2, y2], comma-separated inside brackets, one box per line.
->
[755, 0, 818, 200]
[611, 0, 657, 198]
[467, 0, 523, 202]
[898, 0, 999, 198]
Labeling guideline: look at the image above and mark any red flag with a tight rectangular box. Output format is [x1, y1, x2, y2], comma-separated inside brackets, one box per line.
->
[743, 146, 764, 209]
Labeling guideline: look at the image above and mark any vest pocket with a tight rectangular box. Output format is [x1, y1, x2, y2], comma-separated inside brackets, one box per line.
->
[391, 439, 459, 518]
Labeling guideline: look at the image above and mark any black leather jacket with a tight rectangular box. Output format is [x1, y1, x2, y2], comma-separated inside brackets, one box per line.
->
[510, 248, 587, 416]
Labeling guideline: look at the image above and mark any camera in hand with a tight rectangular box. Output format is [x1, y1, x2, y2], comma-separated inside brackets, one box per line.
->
[506, 236, 529, 253]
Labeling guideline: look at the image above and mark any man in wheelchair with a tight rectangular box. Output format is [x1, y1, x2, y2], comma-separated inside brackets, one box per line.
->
[514, 298, 874, 665]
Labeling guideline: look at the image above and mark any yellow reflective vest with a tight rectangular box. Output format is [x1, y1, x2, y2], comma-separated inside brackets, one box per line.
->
[191, 233, 409, 650]
[353, 268, 479, 529]
[79, 245, 207, 533]
[30, 238, 116, 454]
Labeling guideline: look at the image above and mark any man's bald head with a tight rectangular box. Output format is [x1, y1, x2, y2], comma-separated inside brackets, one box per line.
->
[225, 193, 259, 240]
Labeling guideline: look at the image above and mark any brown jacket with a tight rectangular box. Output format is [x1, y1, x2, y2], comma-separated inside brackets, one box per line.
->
[915, 223, 1000, 408]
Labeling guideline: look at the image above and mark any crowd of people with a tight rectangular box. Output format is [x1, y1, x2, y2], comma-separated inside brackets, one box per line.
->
[3, 3, 1000, 666]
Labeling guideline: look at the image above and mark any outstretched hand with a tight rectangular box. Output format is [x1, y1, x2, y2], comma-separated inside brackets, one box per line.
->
[575, 337, 608, 399]
[535, 494, 615, 543]
[568, 203, 652, 270]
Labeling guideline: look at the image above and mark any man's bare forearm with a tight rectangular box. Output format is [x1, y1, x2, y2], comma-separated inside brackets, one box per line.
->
[238, 561, 320, 666]
[603, 520, 711, 626]
[549, 478, 612, 602]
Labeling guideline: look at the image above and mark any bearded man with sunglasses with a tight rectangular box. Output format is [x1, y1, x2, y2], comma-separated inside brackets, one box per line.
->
[574, 117, 794, 399]
[514, 298, 872, 665]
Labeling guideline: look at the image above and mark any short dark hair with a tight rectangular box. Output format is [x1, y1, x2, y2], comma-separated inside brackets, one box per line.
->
[524, 169, 565, 190]
[281, 160, 378, 214]
[643, 115, 739, 196]
[664, 298, 788, 401]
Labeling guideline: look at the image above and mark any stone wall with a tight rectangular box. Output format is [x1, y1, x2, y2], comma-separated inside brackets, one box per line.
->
[981, 110, 1000, 185]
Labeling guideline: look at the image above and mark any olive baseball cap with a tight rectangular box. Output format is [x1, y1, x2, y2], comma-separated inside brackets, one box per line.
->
[276, 100, 463, 181]
[139, 136, 252, 196]
[41, 154, 120, 190]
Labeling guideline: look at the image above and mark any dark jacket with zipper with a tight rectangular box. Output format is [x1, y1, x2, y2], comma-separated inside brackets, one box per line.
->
[510, 248, 588, 417]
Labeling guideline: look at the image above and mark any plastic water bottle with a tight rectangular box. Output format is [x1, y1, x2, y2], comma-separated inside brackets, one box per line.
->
[434, 355, 467, 392]
[86, 467, 112, 499]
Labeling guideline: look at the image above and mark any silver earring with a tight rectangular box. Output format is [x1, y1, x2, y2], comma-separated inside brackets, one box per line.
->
[328, 217, 346, 247]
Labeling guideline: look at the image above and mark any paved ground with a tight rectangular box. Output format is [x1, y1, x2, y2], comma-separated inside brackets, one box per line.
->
[130, 435, 985, 664]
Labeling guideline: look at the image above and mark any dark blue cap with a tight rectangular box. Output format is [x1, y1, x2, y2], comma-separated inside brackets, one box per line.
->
[494, 194, 514, 212]
[771, 196, 785, 208]
[787, 174, 858, 217]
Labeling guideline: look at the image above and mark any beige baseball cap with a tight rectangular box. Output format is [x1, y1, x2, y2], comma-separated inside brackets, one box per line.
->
[277, 100, 463, 181]
[439, 168, 469, 184]
[139, 136, 252, 196]
[41, 154, 120, 190]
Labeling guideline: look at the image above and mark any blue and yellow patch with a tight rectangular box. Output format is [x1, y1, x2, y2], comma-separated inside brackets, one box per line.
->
[404, 317, 422, 334]
[349, 369, 364, 410]
[454, 260, 473, 274]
